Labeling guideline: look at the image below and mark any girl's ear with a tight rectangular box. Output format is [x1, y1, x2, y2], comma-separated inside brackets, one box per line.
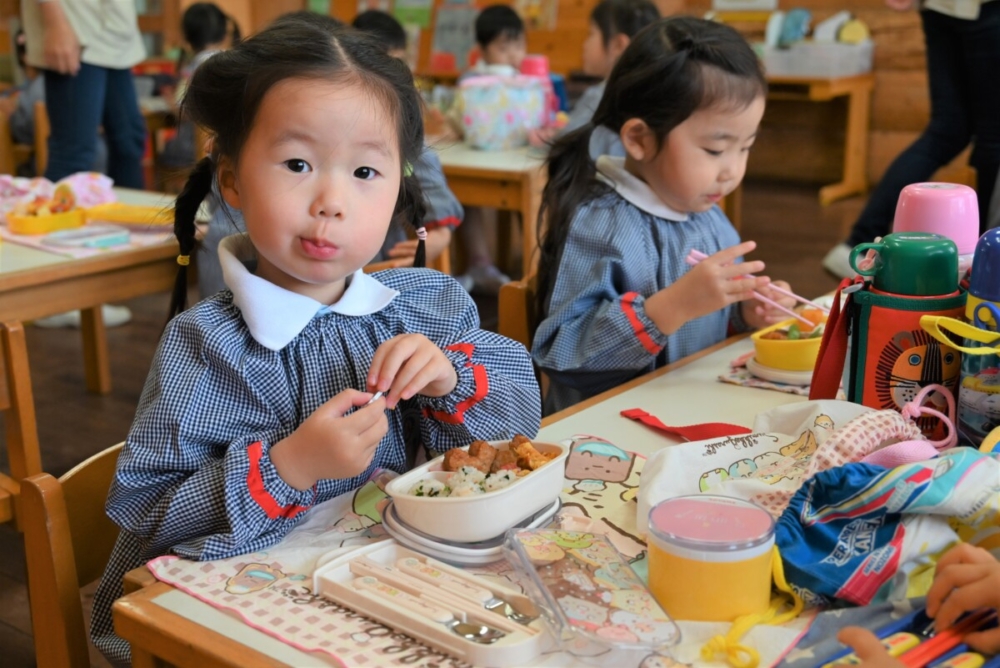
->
[217, 156, 241, 209]
[621, 118, 654, 162]
[608, 33, 630, 63]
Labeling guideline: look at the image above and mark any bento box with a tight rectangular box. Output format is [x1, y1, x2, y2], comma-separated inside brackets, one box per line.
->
[751, 311, 827, 372]
[384, 437, 568, 543]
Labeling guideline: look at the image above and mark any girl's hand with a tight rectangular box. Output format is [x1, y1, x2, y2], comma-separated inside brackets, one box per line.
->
[386, 227, 452, 265]
[741, 280, 797, 330]
[270, 390, 388, 490]
[646, 241, 769, 335]
[368, 334, 459, 409]
[833, 628, 904, 667]
[925, 543, 1000, 652]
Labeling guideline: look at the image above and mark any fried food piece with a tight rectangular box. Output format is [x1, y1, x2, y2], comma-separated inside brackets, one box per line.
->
[490, 449, 519, 473]
[468, 440, 498, 471]
[511, 437, 550, 471]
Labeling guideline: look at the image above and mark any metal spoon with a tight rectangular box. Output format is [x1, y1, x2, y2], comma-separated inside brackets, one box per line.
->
[396, 557, 540, 626]
[354, 576, 505, 644]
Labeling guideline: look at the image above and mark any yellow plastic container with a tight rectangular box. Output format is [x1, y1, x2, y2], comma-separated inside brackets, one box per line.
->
[85, 203, 172, 226]
[647, 495, 774, 622]
[7, 209, 85, 235]
[751, 317, 824, 372]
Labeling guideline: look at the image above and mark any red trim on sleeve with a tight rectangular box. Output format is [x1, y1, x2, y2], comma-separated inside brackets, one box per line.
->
[424, 216, 461, 230]
[423, 343, 489, 424]
[621, 292, 663, 355]
[246, 441, 313, 520]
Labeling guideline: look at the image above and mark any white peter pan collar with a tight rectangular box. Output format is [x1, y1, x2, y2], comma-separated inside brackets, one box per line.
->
[218, 234, 399, 351]
[595, 155, 689, 222]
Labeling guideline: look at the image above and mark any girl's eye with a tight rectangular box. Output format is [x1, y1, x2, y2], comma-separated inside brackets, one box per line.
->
[284, 159, 311, 173]
[704, 149, 723, 157]
[354, 166, 378, 180]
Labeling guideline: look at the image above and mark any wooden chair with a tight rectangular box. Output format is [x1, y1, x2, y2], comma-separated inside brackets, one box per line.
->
[33, 99, 48, 176]
[0, 321, 42, 527]
[22, 443, 123, 668]
[363, 237, 454, 275]
[498, 273, 538, 349]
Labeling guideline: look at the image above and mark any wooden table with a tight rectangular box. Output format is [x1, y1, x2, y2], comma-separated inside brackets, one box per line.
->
[111, 335, 805, 667]
[0, 189, 178, 394]
[433, 142, 546, 276]
[767, 73, 875, 206]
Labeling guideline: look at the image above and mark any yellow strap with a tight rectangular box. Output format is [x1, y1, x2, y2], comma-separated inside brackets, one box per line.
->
[700, 547, 805, 668]
[920, 315, 1000, 354]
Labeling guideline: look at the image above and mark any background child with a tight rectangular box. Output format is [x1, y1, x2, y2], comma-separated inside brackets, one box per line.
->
[454, 4, 528, 294]
[530, 0, 660, 157]
[351, 9, 464, 269]
[160, 2, 239, 169]
[835, 543, 1000, 664]
[532, 17, 795, 414]
[91, 21, 540, 664]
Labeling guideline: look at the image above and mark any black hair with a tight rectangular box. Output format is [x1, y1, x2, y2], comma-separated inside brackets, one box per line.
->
[169, 20, 426, 319]
[591, 0, 661, 45]
[182, 2, 232, 52]
[352, 10, 407, 54]
[14, 29, 25, 70]
[271, 10, 343, 31]
[475, 5, 525, 49]
[535, 17, 767, 319]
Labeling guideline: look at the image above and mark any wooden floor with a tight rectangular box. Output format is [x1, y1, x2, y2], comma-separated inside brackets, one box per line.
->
[0, 180, 861, 666]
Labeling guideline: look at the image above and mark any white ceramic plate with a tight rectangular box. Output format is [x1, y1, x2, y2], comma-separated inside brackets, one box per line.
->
[381, 497, 562, 566]
[746, 355, 814, 386]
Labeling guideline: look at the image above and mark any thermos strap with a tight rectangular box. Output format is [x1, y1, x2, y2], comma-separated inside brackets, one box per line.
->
[919, 315, 1000, 355]
[809, 278, 854, 400]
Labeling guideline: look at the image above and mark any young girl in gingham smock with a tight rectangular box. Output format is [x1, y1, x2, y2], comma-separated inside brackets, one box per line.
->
[90, 18, 540, 664]
[532, 17, 798, 414]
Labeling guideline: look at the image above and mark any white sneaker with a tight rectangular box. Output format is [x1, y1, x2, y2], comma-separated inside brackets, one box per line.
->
[464, 264, 511, 296]
[34, 305, 133, 329]
[822, 243, 856, 280]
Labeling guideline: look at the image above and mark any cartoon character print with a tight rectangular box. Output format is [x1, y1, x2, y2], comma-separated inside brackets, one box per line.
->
[558, 594, 609, 630]
[517, 532, 567, 565]
[225, 562, 285, 594]
[611, 589, 667, 620]
[639, 655, 690, 668]
[332, 480, 388, 536]
[550, 531, 595, 550]
[779, 428, 819, 460]
[876, 329, 960, 435]
[595, 623, 640, 644]
[698, 467, 730, 492]
[569, 539, 625, 569]
[594, 560, 638, 591]
[727, 458, 757, 478]
[611, 610, 678, 644]
[565, 437, 636, 498]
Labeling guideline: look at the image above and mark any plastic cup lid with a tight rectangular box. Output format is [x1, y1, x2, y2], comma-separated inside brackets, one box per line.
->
[648, 495, 774, 552]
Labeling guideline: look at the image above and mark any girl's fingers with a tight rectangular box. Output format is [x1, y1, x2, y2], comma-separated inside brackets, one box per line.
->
[931, 568, 995, 630]
[837, 627, 891, 661]
[397, 363, 447, 402]
[927, 562, 992, 616]
[369, 336, 415, 391]
[729, 276, 769, 297]
[719, 260, 765, 278]
[964, 627, 1000, 654]
[710, 240, 757, 265]
[385, 350, 433, 406]
[344, 397, 388, 432]
[357, 409, 389, 446]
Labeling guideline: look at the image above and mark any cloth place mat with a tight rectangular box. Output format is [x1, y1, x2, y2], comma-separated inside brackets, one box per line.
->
[148, 436, 814, 667]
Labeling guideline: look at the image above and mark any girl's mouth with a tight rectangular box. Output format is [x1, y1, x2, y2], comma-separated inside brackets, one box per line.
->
[300, 237, 340, 259]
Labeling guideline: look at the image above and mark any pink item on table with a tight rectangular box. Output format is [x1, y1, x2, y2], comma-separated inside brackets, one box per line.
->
[893, 183, 980, 273]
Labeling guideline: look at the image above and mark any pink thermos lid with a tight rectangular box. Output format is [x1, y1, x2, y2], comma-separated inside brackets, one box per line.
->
[892, 183, 980, 255]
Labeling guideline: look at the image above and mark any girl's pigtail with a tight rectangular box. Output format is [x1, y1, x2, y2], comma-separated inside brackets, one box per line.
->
[535, 121, 607, 319]
[168, 157, 214, 321]
[398, 170, 428, 269]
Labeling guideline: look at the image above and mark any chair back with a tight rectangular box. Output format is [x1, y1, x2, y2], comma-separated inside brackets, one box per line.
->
[0, 321, 41, 526]
[22, 443, 123, 668]
[498, 273, 538, 349]
[34, 99, 48, 176]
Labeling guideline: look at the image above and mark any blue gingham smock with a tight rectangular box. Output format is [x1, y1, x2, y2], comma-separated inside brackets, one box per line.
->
[532, 156, 743, 414]
[92, 235, 540, 664]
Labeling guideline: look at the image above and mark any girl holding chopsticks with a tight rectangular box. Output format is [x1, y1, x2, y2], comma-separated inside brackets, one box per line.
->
[532, 17, 805, 414]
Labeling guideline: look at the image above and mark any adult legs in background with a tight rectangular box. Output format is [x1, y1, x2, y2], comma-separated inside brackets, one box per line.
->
[964, 0, 1000, 234]
[824, 10, 985, 277]
[100, 67, 147, 189]
[43, 63, 106, 180]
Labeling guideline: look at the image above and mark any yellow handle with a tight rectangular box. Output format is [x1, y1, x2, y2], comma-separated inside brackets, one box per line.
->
[920, 315, 1000, 355]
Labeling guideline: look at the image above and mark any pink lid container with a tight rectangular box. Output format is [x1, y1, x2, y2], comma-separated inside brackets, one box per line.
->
[648, 495, 774, 554]
[892, 183, 980, 255]
[519, 54, 550, 77]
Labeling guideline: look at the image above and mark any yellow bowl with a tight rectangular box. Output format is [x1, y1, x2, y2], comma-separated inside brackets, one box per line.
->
[7, 209, 85, 235]
[751, 317, 824, 372]
[84, 203, 173, 226]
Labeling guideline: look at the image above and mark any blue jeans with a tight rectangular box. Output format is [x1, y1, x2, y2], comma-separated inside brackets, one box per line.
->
[43, 63, 146, 188]
[848, 3, 1000, 245]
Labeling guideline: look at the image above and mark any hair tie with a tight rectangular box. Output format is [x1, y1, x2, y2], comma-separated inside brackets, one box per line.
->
[404, 161, 414, 178]
[176, 254, 191, 266]
[415, 226, 427, 241]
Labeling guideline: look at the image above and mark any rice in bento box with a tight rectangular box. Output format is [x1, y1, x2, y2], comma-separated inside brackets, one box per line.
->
[408, 478, 450, 497]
